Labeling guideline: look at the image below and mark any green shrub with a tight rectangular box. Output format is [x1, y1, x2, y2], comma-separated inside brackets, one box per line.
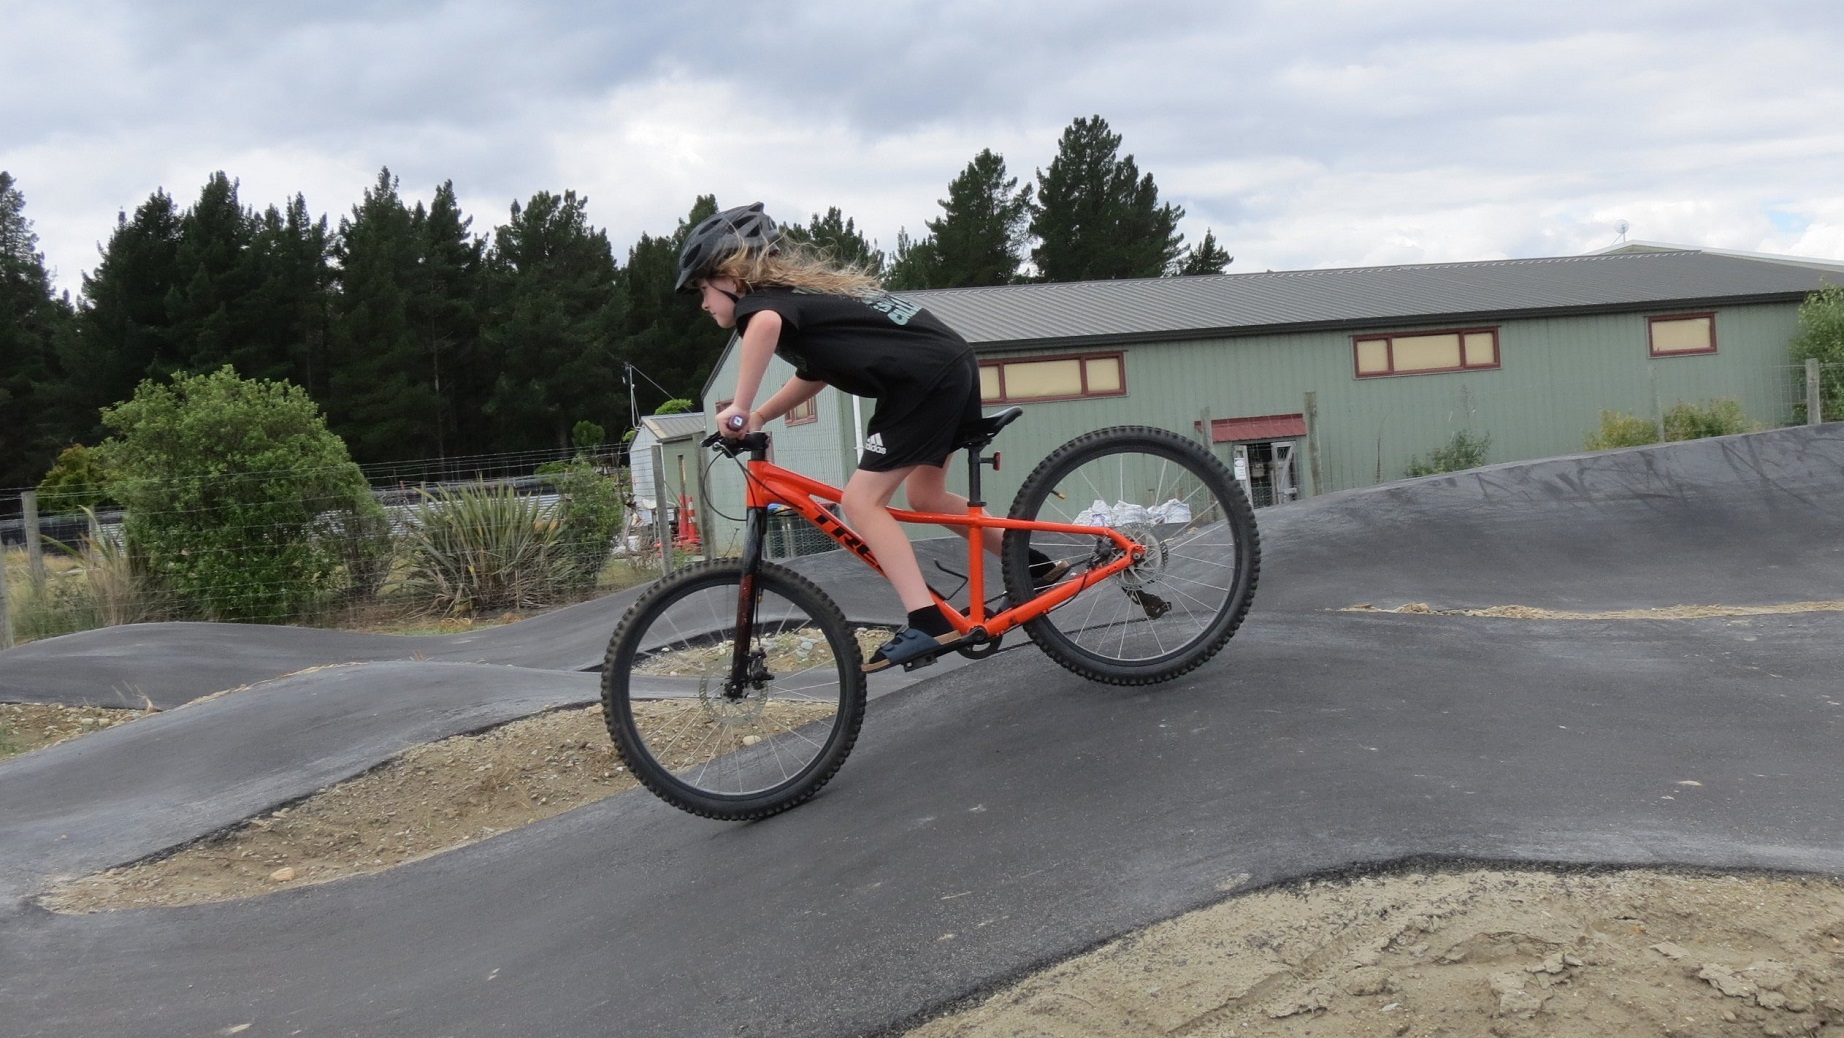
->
[1792, 284, 1844, 422]
[572, 420, 606, 449]
[1406, 430, 1491, 477]
[36, 445, 116, 513]
[552, 458, 624, 589]
[1586, 400, 1756, 451]
[1662, 398, 1756, 440]
[1585, 410, 1660, 450]
[396, 482, 563, 614]
[97, 366, 389, 624]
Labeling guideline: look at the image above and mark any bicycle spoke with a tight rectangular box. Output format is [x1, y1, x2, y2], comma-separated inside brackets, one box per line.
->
[604, 561, 866, 817]
[1011, 428, 1258, 683]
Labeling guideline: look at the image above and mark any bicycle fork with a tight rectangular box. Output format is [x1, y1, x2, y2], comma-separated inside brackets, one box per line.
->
[726, 503, 772, 698]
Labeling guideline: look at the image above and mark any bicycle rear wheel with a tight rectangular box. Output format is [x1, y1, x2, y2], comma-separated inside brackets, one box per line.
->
[1002, 426, 1260, 685]
[601, 560, 867, 820]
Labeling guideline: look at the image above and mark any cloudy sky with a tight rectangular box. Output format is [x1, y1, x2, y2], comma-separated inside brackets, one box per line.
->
[6, 0, 1843, 297]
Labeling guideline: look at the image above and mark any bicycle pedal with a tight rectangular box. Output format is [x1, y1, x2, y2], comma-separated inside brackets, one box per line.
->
[901, 653, 940, 673]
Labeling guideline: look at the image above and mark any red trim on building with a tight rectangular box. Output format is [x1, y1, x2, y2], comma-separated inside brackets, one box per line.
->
[1205, 413, 1307, 443]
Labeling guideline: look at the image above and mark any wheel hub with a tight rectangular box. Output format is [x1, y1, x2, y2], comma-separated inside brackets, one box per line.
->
[1114, 521, 1168, 590]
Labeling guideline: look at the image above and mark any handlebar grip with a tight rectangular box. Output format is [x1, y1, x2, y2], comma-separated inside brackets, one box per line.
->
[726, 414, 747, 431]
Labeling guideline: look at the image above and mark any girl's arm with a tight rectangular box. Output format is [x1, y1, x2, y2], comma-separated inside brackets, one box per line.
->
[714, 309, 783, 435]
[751, 377, 826, 426]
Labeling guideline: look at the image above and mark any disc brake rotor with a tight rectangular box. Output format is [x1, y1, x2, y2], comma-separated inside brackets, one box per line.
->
[1113, 521, 1169, 590]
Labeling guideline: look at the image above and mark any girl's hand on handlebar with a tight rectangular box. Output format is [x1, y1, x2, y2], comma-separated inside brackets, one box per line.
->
[715, 404, 754, 439]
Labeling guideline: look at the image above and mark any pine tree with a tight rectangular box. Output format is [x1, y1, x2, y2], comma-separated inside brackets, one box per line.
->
[883, 228, 938, 291]
[410, 182, 486, 457]
[241, 194, 334, 394]
[1029, 115, 1185, 282]
[1174, 229, 1233, 276]
[920, 149, 1033, 288]
[72, 188, 186, 440]
[481, 189, 622, 451]
[0, 172, 77, 489]
[328, 168, 440, 462]
[168, 172, 263, 375]
[614, 196, 730, 423]
[782, 206, 885, 275]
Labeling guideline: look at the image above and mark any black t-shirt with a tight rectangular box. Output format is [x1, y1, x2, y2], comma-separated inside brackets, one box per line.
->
[732, 287, 971, 400]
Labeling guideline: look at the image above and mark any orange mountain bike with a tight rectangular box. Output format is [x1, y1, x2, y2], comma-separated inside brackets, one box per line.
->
[600, 408, 1260, 819]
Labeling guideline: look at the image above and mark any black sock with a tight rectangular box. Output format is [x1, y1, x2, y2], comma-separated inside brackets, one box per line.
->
[1028, 549, 1055, 578]
[905, 606, 953, 638]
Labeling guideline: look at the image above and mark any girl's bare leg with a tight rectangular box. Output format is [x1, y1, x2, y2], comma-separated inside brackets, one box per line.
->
[840, 466, 936, 614]
[901, 458, 1004, 558]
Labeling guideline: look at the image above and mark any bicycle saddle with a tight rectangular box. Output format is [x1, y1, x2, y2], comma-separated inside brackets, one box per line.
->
[955, 406, 1024, 451]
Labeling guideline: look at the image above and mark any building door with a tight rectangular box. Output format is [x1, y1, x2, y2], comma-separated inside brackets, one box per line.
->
[1272, 442, 1297, 503]
[1230, 440, 1300, 508]
[1202, 413, 1308, 506]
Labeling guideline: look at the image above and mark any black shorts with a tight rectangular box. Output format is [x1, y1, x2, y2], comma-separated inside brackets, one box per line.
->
[856, 351, 983, 472]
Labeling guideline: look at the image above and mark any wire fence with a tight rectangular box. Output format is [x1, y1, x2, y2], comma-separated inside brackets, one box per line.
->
[0, 449, 688, 649]
[1785, 359, 1844, 425]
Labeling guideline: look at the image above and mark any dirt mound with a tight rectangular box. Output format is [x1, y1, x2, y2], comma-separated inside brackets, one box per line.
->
[1, 701, 146, 758]
[909, 867, 1844, 1037]
[42, 706, 631, 911]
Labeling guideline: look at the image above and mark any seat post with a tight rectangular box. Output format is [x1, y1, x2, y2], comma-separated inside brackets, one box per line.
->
[955, 406, 1022, 511]
[965, 445, 986, 508]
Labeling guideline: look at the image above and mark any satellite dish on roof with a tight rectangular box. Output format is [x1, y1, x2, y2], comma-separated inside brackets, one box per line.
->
[1615, 220, 1629, 242]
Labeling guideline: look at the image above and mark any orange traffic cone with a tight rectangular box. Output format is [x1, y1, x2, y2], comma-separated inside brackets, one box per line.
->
[675, 493, 701, 549]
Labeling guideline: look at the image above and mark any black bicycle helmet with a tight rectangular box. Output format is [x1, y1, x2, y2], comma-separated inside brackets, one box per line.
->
[675, 202, 780, 293]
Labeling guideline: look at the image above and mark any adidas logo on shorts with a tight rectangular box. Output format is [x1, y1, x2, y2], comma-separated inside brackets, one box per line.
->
[863, 433, 887, 455]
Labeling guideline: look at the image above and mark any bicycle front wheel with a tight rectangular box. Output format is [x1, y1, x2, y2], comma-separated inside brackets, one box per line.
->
[601, 560, 867, 820]
[1002, 426, 1260, 685]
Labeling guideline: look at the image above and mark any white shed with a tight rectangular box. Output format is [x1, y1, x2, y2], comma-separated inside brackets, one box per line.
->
[628, 412, 708, 512]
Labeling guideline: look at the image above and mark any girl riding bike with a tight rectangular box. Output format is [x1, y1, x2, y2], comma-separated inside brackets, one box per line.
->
[679, 202, 1066, 673]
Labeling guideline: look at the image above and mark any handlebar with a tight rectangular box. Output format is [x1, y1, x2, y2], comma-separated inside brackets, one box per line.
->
[702, 430, 771, 457]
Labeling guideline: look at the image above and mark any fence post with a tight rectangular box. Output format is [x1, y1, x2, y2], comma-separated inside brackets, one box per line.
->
[1808, 358, 1823, 426]
[1304, 391, 1322, 498]
[22, 490, 44, 589]
[694, 449, 715, 562]
[651, 443, 673, 577]
[0, 522, 13, 651]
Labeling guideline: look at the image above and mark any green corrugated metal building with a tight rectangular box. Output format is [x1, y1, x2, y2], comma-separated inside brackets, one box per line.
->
[696, 244, 1840, 553]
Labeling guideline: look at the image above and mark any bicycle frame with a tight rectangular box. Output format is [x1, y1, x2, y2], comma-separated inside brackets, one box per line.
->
[728, 436, 1145, 643]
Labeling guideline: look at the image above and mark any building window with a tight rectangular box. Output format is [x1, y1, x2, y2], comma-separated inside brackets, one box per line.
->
[980, 352, 1126, 403]
[1353, 328, 1500, 378]
[1649, 313, 1716, 356]
[786, 396, 818, 425]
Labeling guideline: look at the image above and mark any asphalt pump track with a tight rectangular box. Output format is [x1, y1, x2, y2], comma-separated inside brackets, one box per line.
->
[1, 425, 1840, 1037]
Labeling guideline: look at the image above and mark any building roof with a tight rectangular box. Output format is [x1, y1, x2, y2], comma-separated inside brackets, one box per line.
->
[1597, 240, 1844, 273]
[902, 247, 1842, 350]
[638, 412, 708, 442]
